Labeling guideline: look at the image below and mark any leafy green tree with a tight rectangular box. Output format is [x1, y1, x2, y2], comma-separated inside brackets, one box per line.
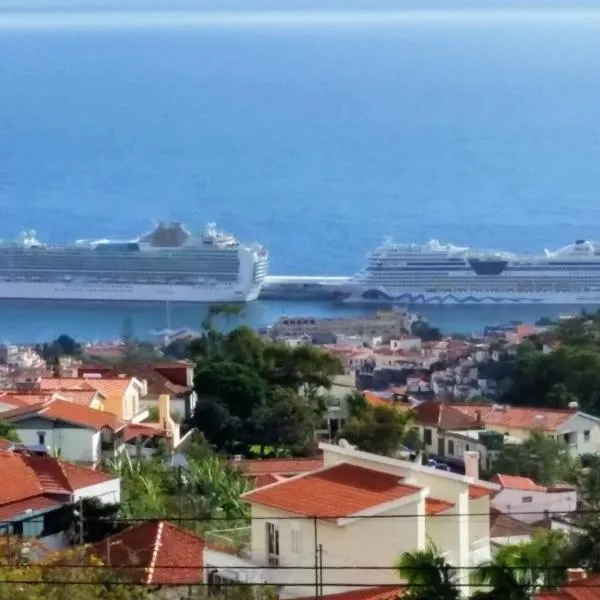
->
[411, 320, 442, 342]
[0, 421, 19, 443]
[563, 516, 600, 572]
[345, 390, 369, 418]
[0, 540, 145, 600]
[189, 323, 342, 455]
[395, 546, 460, 600]
[252, 387, 322, 456]
[341, 405, 415, 456]
[492, 430, 576, 486]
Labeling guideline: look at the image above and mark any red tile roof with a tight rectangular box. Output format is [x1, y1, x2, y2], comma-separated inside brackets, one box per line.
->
[92, 521, 205, 585]
[0, 449, 117, 515]
[0, 495, 65, 521]
[232, 458, 324, 476]
[0, 392, 56, 408]
[363, 392, 392, 408]
[242, 463, 422, 519]
[469, 484, 494, 499]
[453, 404, 574, 432]
[412, 401, 479, 430]
[0, 398, 124, 431]
[60, 461, 116, 489]
[491, 473, 546, 492]
[425, 498, 455, 515]
[40, 378, 98, 392]
[535, 574, 600, 600]
[490, 508, 535, 539]
[0, 451, 45, 504]
[123, 423, 169, 443]
[296, 586, 404, 600]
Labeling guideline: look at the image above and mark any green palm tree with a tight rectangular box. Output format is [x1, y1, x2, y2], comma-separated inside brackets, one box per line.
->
[395, 546, 460, 600]
[474, 532, 567, 600]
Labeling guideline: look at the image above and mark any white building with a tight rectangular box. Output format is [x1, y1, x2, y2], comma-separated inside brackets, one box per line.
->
[0, 398, 126, 464]
[490, 473, 577, 524]
[205, 443, 497, 598]
[390, 335, 422, 352]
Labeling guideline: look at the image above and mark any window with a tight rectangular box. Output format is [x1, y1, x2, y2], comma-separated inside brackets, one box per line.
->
[266, 522, 279, 566]
[423, 428, 432, 445]
[585, 430, 591, 442]
[465, 444, 470, 451]
[448, 440, 455, 455]
[291, 529, 301, 554]
[37, 431, 46, 446]
[522, 496, 533, 503]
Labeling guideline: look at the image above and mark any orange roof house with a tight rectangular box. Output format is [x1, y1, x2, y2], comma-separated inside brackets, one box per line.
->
[0, 449, 119, 535]
[242, 462, 452, 521]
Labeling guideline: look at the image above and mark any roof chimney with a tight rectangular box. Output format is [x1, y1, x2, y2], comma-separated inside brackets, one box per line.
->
[568, 401, 579, 413]
[464, 451, 480, 481]
[567, 568, 587, 583]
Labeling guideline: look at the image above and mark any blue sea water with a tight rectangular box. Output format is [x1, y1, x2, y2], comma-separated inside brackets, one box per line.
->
[1, 0, 600, 340]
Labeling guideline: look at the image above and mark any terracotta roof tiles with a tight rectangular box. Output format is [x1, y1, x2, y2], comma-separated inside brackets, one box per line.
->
[0, 398, 124, 431]
[453, 404, 574, 432]
[491, 473, 546, 492]
[425, 498, 455, 515]
[232, 457, 324, 476]
[92, 521, 205, 585]
[412, 402, 479, 430]
[242, 463, 422, 519]
[296, 586, 405, 600]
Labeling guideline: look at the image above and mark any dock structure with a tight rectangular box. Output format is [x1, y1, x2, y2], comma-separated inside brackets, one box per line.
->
[259, 275, 352, 301]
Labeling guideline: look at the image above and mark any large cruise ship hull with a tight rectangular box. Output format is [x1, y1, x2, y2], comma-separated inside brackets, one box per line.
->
[0, 281, 262, 303]
[344, 288, 600, 305]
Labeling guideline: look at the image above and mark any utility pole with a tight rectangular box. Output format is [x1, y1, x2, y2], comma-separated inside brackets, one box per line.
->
[78, 497, 84, 546]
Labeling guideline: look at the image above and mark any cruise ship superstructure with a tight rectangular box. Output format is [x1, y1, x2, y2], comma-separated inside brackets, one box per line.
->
[0, 223, 268, 303]
[345, 238, 600, 305]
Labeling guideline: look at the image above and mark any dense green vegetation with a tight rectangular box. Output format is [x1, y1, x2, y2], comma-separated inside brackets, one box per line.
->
[106, 443, 251, 535]
[500, 312, 600, 414]
[399, 529, 600, 600]
[341, 390, 419, 456]
[187, 310, 343, 455]
[488, 430, 576, 486]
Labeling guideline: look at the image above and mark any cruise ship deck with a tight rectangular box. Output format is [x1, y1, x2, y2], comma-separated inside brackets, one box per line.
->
[260, 275, 351, 300]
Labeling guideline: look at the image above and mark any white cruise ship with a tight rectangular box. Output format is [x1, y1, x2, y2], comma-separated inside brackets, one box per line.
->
[344, 238, 600, 305]
[0, 222, 268, 303]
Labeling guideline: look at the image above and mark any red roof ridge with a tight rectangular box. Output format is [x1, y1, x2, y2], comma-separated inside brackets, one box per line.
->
[146, 521, 164, 585]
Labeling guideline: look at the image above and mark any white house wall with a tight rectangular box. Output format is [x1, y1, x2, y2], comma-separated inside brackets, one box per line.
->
[249, 500, 425, 599]
[491, 488, 577, 524]
[73, 478, 121, 505]
[557, 414, 600, 455]
[12, 418, 100, 462]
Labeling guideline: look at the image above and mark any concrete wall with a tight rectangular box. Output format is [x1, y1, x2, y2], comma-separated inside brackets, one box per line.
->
[249, 499, 425, 599]
[558, 414, 600, 456]
[492, 488, 577, 524]
[73, 478, 121, 505]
